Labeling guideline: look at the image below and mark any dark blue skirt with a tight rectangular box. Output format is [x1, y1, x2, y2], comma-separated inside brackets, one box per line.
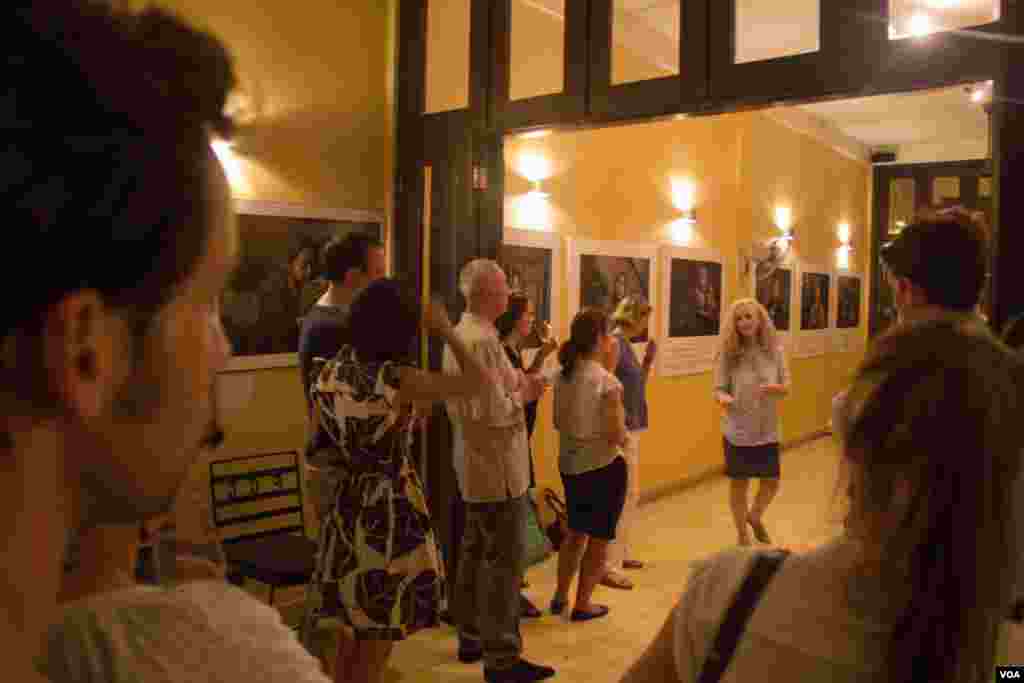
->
[724, 438, 780, 479]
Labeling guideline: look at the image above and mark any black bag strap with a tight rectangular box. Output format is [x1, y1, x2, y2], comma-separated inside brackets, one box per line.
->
[697, 550, 790, 683]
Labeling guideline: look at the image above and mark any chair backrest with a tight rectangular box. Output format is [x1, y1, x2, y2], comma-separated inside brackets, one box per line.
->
[209, 451, 306, 545]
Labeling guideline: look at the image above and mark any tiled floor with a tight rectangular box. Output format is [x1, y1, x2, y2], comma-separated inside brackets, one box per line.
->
[339, 436, 846, 683]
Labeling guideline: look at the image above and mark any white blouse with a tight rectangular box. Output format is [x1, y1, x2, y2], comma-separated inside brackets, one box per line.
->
[554, 360, 624, 475]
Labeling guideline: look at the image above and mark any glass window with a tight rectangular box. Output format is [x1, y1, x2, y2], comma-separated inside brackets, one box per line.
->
[735, 0, 819, 64]
[889, 0, 999, 40]
[612, 0, 681, 85]
[979, 176, 993, 198]
[425, 0, 471, 114]
[932, 176, 961, 204]
[510, 0, 566, 101]
[889, 177, 915, 237]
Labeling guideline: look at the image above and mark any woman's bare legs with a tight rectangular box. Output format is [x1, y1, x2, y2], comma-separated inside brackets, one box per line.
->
[748, 479, 780, 528]
[339, 636, 394, 683]
[554, 529, 588, 606]
[574, 538, 611, 613]
[730, 479, 751, 545]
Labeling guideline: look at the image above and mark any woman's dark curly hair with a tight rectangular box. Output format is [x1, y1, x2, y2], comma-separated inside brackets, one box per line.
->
[348, 279, 421, 364]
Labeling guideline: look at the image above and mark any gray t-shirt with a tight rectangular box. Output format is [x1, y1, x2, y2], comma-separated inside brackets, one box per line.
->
[673, 539, 1024, 681]
[714, 346, 790, 447]
[41, 581, 329, 683]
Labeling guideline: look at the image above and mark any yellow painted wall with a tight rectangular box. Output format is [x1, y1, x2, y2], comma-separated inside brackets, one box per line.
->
[146, 1, 396, 515]
[505, 112, 871, 500]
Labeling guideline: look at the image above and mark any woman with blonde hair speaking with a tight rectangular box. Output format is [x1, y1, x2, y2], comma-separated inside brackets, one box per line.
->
[714, 299, 789, 547]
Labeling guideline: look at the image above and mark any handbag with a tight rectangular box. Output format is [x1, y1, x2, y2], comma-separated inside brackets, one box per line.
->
[696, 550, 790, 683]
[523, 493, 553, 568]
[543, 488, 568, 551]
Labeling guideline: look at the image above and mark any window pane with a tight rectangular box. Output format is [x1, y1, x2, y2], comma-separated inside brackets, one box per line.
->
[735, 0, 819, 64]
[889, 178, 915, 237]
[510, 0, 566, 101]
[612, 0, 681, 85]
[979, 176, 992, 198]
[425, 0, 471, 114]
[933, 176, 960, 205]
[889, 0, 999, 40]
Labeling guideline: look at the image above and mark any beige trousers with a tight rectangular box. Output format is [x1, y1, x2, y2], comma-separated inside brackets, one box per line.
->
[606, 431, 641, 570]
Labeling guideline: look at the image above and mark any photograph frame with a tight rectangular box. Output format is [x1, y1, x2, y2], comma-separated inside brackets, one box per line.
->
[835, 272, 863, 330]
[567, 238, 659, 332]
[658, 244, 724, 377]
[500, 228, 564, 342]
[222, 200, 386, 374]
[794, 262, 832, 359]
[750, 265, 795, 335]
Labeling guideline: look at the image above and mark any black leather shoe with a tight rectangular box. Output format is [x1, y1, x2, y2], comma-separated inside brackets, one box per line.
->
[520, 594, 542, 618]
[484, 659, 556, 683]
[458, 637, 483, 664]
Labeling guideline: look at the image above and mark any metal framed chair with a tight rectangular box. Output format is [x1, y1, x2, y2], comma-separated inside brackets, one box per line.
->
[209, 451, 317, 608]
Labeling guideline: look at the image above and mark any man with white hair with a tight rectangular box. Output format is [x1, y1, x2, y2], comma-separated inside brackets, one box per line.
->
[443, 259, 555, 683]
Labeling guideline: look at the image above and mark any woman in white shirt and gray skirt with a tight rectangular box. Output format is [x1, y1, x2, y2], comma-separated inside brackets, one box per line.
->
[714, 299, 790, 547]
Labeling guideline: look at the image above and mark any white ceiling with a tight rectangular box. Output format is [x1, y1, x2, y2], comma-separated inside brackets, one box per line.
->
[799, 85, 989, 151]
[519, 0, 992, 159]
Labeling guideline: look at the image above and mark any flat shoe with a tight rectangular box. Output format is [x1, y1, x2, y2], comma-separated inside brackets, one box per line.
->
[622, 559, 645, 570]
[748, 517, 772, 544]
[457, 638, 483, 664]
[600, 572, 634, 590]
[484, 659, 556, 683]
[550, 597, 566, 615]
[570, 605, 610, 622]
[519, 594, 542, 619]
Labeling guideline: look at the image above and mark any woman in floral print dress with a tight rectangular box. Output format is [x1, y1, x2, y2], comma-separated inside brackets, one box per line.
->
[306, 279, 495, 683]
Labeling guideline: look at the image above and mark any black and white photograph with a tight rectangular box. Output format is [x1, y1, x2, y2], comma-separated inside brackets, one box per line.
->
[668, 259, 722, 337]
[579, 253, 651, 317]
[221, 213, 382, 360]
[498, 243, 553, 349]
[800, 272, 831, 331]
[837, 275, 861, 329]
[756, 267, 792, 332]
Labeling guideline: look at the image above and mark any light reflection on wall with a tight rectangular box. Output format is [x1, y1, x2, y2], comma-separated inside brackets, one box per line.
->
[210, 139, 251, 195]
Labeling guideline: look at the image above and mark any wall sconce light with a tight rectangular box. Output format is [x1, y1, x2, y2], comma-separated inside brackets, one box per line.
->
[520, 129, 551, 140]
[669, 178, 698, 244]
[671, 179, 698, 222]
[773, 206, 795, 252]
[527, 180, 549, 199]
[837, 221, 853, 270]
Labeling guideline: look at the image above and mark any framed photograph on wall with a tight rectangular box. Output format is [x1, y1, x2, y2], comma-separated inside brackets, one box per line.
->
[836, 274, 862, 329]
[755, 267, 793, 333]
[832, 272, 863, 353]
[567, 238, 657, 346]
[500, 228, 563, 365]
[659, 246, 724, 376]
[800, 271, 831, 331]
[222, 200, 385, 372]
[794, 265, 831, 358]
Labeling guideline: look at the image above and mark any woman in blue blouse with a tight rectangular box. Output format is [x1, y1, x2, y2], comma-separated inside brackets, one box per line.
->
[603, 296, 657, 590]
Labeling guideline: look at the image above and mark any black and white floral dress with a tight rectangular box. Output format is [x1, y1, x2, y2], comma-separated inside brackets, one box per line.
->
[308, 346, 445, 640]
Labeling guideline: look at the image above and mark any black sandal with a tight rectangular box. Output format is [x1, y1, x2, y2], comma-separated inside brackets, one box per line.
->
[570, 605, 610, 622]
